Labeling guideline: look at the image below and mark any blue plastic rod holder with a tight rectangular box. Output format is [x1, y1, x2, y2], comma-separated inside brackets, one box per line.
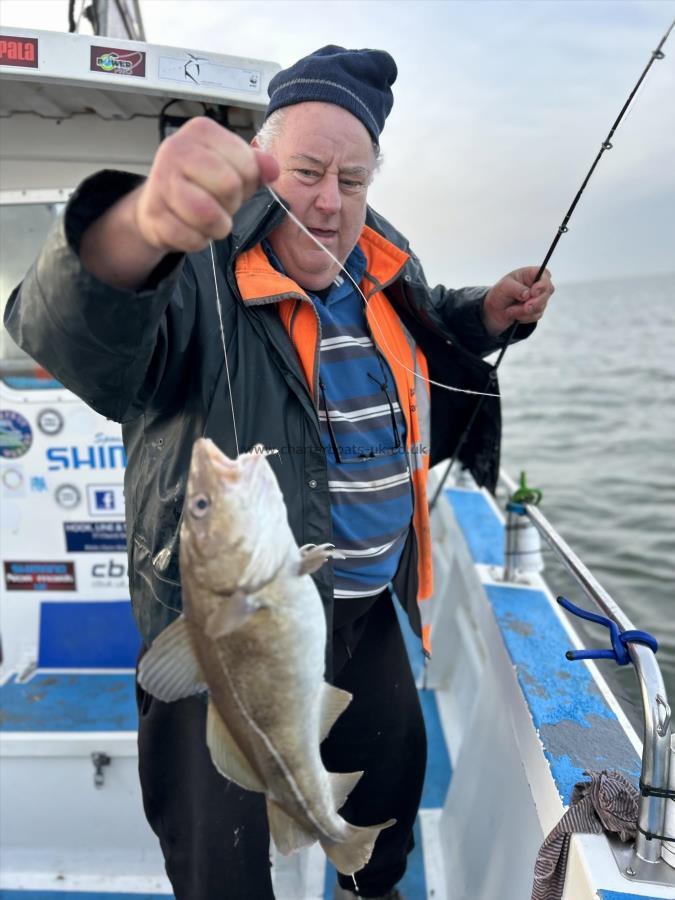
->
[557, 595, 658, 666]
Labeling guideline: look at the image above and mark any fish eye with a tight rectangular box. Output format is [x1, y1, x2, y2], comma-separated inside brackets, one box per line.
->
[189, 493, 211, 518]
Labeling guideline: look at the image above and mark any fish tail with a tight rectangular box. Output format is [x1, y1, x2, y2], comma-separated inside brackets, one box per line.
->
[319, 817, 397, 876]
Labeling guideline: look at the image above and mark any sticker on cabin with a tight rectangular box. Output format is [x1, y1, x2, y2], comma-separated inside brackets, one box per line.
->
[4, 561, 76, 591]
[64, 521, 127, 553]
[37, 408, 64, 436]
[0, 36, 38, 68]
[1, 465, 26, 497]
[46, 442, 127, 470]
[89, 557, 128, 588]
[0, 411, 33, 459]
[90, 45, 146, 77]
[158, 53, 261, 92]
[55, 483, 82, 510]
[86, 483, 125, 518]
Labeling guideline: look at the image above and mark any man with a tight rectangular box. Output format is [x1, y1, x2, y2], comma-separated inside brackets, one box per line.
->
[5, 46, 552, 900]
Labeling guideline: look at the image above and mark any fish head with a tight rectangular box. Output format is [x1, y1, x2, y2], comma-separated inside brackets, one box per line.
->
[180, 438, 290, 594]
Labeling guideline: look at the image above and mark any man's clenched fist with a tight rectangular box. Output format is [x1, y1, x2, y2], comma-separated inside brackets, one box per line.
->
[80, 117, 279, 290]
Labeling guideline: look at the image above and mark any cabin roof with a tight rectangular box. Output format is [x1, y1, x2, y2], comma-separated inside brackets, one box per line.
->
[0, 26, 279, 120]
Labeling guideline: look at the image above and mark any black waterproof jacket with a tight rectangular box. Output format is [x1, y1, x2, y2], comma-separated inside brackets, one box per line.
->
[5, 170, 532, 651]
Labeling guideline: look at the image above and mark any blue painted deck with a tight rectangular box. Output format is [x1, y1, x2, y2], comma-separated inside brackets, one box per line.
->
[445, 487, 504, 567]
[445, 488, 641, 805]
[598, 891, 664, 900]
[487, 582, 640, 803]
[0, 672, 137, 732]
[598, 892, 665, 900]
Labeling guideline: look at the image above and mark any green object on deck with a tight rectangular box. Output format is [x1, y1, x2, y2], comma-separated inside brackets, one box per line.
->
[511, 471, 543, 506]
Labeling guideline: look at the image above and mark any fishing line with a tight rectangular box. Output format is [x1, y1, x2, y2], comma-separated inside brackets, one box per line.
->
[428, 17, 674, 512]
[208, 181, 498, 469]
[210, 241, 241, 457]
[212, 18, 671, 474]
[264, 184, 500, 400]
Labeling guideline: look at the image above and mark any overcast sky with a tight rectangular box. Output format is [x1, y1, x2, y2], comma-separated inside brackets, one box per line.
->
[1, 0, 673, 286]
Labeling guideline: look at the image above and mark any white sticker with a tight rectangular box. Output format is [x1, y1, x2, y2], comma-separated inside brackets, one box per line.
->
[158, 53, 261, 93]
[1, 465, 25, 496]
[55, 483, 81, 509]
[37, 408, 64, 436]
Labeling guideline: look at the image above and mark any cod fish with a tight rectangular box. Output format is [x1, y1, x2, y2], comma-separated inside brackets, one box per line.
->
[138, 438, 395, 874]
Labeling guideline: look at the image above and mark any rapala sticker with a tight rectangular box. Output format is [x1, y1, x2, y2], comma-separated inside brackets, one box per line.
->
[0, 411, 33, 459]
[4, 561, 76, 591]
[64, 521, 127, 552]
[87, 483, 125, 517]
[0, 36, 38, 68]
[90, 45, 146, 77]
[37, 408, 64, 436]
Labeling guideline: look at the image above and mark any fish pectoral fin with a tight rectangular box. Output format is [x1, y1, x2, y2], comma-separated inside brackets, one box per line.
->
[298, 542, 346, 575]
[297, 543, 345, 576]
[319, 682, 353, 742]
[266, 799, 316, 855]
[137, 615, 206, 702]
[206, 592, 267, 637]
[319, 817, 397, 876]
[328, 770, 363, 812]
[206, 701, 265, 793]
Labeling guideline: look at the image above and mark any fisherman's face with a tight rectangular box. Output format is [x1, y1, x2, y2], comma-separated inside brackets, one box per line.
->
[260, 102, 376, 291]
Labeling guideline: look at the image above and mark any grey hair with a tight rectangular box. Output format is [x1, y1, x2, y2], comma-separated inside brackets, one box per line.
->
[255, 108, 289, 153]
[255, 107, 383, 176]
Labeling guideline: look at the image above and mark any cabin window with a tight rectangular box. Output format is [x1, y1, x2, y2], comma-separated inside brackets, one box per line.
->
[1, 200, 65, 388]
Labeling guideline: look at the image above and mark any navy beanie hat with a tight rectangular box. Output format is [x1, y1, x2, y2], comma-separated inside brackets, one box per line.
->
[265, 45, 397, 143]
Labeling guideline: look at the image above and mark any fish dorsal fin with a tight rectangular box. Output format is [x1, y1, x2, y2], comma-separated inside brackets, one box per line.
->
[319, 682, 352, 743]
[137, 615, 206, 701]
[319, 817, 397, 876]
[206, 701, 265, 793]
[329, 770, 363, 812]
[266, 798, 316, 855]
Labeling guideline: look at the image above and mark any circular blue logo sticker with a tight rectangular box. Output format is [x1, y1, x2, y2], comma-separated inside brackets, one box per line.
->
[0, 410, 33, 459]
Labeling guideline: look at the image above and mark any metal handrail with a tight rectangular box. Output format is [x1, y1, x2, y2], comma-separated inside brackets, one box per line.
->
[499, 468, 672, 871]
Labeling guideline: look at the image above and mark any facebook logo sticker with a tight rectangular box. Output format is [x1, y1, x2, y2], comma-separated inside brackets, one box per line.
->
[87, 484, 125, 518]
[95, 490, 115, 510]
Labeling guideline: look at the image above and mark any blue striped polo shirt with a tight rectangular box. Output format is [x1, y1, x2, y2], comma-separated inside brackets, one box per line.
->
[263, 241, 414, 600]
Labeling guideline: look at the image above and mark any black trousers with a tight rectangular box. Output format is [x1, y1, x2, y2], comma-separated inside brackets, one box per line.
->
[137, 592, 427, 899]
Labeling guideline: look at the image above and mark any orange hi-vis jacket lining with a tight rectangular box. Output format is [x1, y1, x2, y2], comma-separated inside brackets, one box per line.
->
[234, 226, 434, 652]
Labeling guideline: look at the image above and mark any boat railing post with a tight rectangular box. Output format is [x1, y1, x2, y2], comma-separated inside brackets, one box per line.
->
[503, 504, 519, 582]
[499, 468, 673, 878]
[502, 472, 544, 583]
[631, 646, 671, 865]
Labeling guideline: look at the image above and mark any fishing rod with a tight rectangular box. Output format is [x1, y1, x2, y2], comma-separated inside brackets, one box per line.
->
[428, 17, 675, 512]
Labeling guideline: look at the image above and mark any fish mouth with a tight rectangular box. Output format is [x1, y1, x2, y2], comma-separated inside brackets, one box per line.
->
[195, 439, 241, 477]
[192, 438, 266, 487]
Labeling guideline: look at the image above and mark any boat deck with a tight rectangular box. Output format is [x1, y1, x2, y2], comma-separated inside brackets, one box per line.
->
[2, 484, 671, 899]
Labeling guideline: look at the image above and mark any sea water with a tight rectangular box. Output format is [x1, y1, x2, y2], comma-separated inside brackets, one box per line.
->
[498, 272, 675, 724]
